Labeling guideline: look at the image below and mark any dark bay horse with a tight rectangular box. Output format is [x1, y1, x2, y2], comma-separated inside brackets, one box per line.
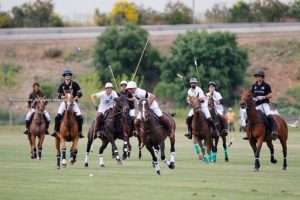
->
[240, 90, 288, 171]
[137, 98, 176, 175]
[84, 96, 129, 167]
[189, 96, 213, 163]
[28, 98, 47, 160]
[55, 93, 79, 169]
[207, 94, 229, 162]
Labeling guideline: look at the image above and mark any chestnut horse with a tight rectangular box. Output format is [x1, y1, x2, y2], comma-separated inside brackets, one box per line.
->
[189, 96, 214, 163]
[240, 90, 288, 171]
[28, 98, 47, 160]
[55, 93, 79, 169]
[207, 95, 229, 162]
[137, 98, 176, 175]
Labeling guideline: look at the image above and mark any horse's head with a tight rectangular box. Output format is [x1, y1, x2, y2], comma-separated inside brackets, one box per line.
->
[189, 96, 203, 109]
[240, 90, 254, 109]
[36, 98, 46, 112]
[114, 95, 130, 115]
[64, 92, 74, 112]
[138, 98, 150, 121]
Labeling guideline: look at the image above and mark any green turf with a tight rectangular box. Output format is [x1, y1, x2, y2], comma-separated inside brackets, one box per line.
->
[0, 121, 299, 200]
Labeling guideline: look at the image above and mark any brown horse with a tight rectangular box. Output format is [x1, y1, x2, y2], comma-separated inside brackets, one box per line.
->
[189, 96, 213, 163]
[207, 94, 229, 162]
[137, 98, 176, 175]
[84, 96, 129, 167]
[240, 90, 288, 171]
[28, 98, 47, 160]
[55, 93, 79, 169]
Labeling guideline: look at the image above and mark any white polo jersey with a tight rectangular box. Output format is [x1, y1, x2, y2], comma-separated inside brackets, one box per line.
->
[208, 91, 224, 115]
[188, 86, 205, 99]
[94, 90, 118, 113]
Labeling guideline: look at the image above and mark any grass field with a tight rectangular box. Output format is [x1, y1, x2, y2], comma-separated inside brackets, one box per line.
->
[0, 120, 300, 200]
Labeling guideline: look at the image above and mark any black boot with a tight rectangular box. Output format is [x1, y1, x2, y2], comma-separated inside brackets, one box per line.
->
[268, 116, 277, 140]
[51, 114, 62, 137]
[95, 113, 104, 137]
[45, 120, 50, 135]
[184, 116, 193, 139]
[24, 120, 30, 135]
[76, 115, 84, 138]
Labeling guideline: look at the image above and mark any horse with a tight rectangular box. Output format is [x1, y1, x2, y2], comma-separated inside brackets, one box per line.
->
[28, 98, 47, 160]
[84, 95, 130, 167]
[189, 96, 214, 163]
[55, 93, 79, 169]
[137, 98, 176, 175]
[240, 90, 288, 171]
[207, 94, 229, 162]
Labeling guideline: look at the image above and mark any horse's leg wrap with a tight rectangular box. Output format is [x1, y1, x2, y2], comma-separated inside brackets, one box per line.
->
[193, 144, 200, 155]
[38, 147, 42, 159]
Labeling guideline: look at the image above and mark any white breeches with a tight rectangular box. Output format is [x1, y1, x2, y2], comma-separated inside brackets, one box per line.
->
[256, 103, 271, 116]
[26, 108, 51, 121]
[137, 100, 162, 119]
[188, 102, 211, 119]
[57, 102, 81, 116]
[129, 109, 136, 117]
[97, 105, 113, 114]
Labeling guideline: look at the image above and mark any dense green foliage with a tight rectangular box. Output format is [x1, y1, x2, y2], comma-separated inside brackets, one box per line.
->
[1, 0, 64, 27]
[93, 24, 162, 89]
[156, 31, 248, 106]
[0, 63, 21, 87]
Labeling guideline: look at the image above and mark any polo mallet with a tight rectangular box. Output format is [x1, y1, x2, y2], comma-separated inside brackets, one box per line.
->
[131, 38, 150, 81]
[108, 65, 120, 91]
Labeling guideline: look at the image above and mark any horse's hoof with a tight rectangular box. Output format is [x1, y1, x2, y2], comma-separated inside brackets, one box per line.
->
[57, 166, 60, 170]
[84, 163, 89, 167]
[168, 162, 175, 170]
[122, 154, 127, 161]
[100, 164, 105, 168]
[283, 166, 287, 171]
[225, 157, 229, 162]
[117, 160, 123, 165]
[156, 170, 161, 175]
[254, 168, 260, 172]
[270, 159, 277, 164]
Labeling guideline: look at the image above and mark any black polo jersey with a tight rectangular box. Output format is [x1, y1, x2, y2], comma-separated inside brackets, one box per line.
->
[118, 91, 135, 109]
[57, 81, 82, 100]
[251, 81, 272, 106]
[28, 91, 45, 108]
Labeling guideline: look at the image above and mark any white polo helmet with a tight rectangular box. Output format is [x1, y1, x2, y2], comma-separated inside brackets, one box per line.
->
[120, 80, 128, 86]
[126, 81, 137, 89]
[105, 82, 113, 89]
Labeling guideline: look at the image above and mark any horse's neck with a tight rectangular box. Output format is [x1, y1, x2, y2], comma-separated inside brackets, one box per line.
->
[193, 111, 204, 128]
[64, 110, 74, 127]
[247, 102, 260, 124]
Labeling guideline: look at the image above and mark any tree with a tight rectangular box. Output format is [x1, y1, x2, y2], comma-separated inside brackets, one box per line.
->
[94, 8, 109, 26]
[164, 2, 193, 24]
[93, 24, 163, 90]
[0, 11, 13, 28]
[137, 6, 166, 25]
[156, 31, 248, 106]
[258, 0, 289, 22]
[110, 0, 138, 25]
[11, 0, 64, 27]
[288, 0, 300, 20]
[228, 0, 253, 22]
[205, 3, 229, 23]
